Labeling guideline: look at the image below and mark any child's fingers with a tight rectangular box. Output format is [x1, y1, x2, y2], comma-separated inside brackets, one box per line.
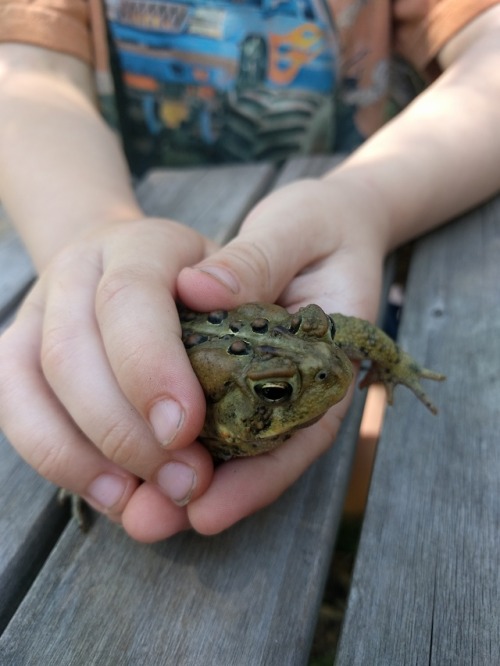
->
[0, 293, 139, 520]
[40, 243, 213, 501]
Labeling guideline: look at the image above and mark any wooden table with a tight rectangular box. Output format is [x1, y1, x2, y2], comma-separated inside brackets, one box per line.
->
[0, 158, 499, 664]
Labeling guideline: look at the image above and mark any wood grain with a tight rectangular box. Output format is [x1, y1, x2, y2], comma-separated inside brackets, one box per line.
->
[0, 413, 364, 665]
[336, 194, 500, 664]
[0, 433, 68, 633]
[136, 163, 276, 244]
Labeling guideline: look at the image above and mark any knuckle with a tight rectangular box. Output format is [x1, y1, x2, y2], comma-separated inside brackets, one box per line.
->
[99, 418, 141, 469]
[48, 242, 101, 280]
[40, 321, 81, 378]
[114, 340, 151, 383]
[48, 244, 83, 273]
[32, 436, 72, 484]
[96, 268, 131, 313]
[96, 264, 147, 316]
[224, 241, 273, 292]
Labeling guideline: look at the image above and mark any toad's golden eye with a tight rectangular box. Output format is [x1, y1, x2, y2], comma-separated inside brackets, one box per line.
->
[254, 382, 293, 404]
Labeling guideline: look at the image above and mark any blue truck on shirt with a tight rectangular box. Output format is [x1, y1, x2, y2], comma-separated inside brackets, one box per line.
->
[105, 0, 339, 165]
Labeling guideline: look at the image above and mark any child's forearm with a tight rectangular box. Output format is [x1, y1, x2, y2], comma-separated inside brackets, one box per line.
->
[0, 44, 142, 270]
[324, 10, 500, 253]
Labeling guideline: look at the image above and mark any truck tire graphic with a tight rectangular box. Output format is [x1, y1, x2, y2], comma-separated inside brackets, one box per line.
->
[218, 87, 334, 162]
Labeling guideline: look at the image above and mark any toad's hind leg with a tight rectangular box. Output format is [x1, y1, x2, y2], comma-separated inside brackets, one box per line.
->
[331, 313, 446, 414]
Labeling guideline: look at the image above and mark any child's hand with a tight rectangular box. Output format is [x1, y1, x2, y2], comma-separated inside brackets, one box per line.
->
[176, 177, 389, 535]
[1, 179, 387, 542]
[0, 216, 219, 541]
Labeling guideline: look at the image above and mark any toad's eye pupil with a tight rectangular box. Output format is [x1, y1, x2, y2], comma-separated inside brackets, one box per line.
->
[316, 371, 328, 381]
[254, 382, 293, 404]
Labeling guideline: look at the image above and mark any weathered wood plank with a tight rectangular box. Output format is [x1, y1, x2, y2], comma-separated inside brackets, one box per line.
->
[273, 154, 345, 186]
[0, 418, 363, 665]
[136, 163, 276, 244]
[336, 194, 500, 664]
[0, 158, 364, 664]
[0, 433, 68, 633]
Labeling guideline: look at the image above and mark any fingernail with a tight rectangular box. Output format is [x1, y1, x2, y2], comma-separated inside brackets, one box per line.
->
[149, 399, 184, 447]
[157, 462, 196, 506]
[87, 473, 127, 510]
[197, 265, 240, 294]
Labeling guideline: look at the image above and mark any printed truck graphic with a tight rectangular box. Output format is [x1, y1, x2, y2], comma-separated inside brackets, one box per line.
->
[107, 0, 339, 162]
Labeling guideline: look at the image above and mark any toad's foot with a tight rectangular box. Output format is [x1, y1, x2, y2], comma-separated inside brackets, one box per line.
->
[58, 488, 90, 532]
[359, 353, 446, 414]
[332, 313, 446, 414]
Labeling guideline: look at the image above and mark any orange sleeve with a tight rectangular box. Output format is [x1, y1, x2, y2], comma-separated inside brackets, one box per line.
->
[0, 0, 93, 64]
[394, 0, 500, 75]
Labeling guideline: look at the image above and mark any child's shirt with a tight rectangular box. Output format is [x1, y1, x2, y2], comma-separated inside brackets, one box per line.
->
[1, 0, 498, 173]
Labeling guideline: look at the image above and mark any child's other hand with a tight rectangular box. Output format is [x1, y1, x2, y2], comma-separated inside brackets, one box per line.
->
[177, 177, 389, 535]
[0, 217, 218, 541]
